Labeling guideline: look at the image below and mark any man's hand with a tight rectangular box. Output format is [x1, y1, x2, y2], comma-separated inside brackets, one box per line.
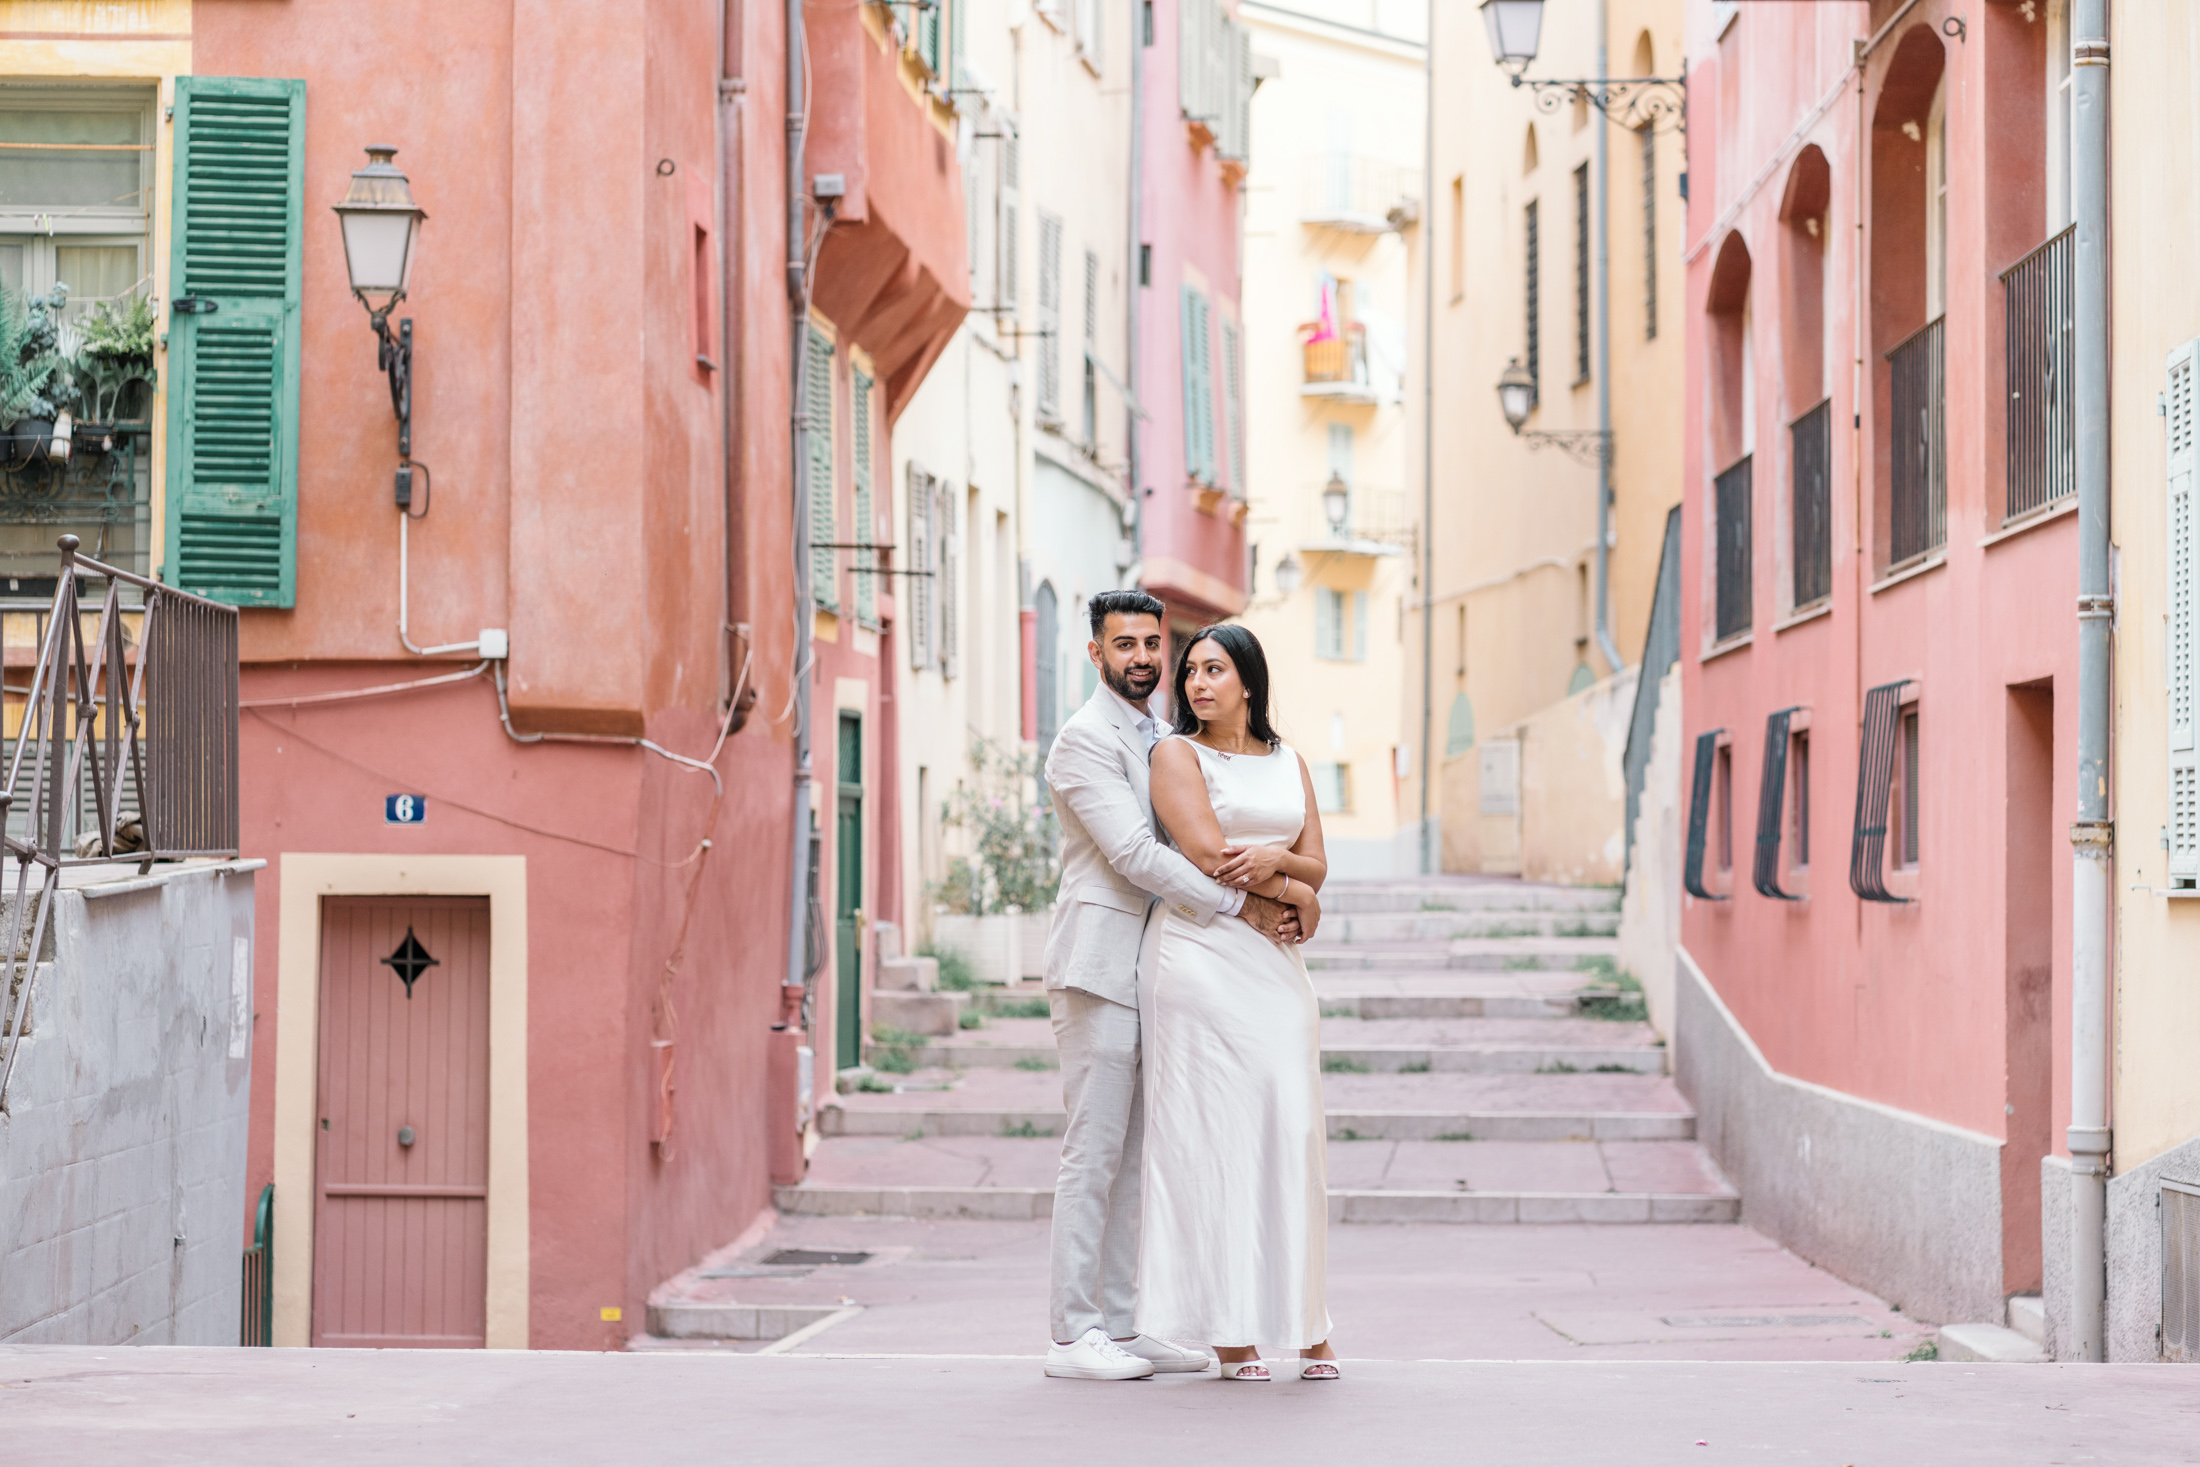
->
[1239, 891, 1300, 945]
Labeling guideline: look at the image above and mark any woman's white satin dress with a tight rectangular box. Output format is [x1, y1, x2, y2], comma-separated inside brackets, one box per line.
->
[1133, 738, 1330, 1350]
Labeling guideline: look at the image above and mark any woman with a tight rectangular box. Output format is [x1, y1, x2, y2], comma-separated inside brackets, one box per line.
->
[1133, 622, 1337, 1382]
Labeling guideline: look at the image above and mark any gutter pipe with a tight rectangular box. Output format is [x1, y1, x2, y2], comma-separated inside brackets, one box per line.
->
[1127, 0, 1146, 573]
[784, 0, 817, 1005]
[2067, 0, 2112, 1364]
[1591, 0, 1620, 677]
[1417, 0, 1434, 874]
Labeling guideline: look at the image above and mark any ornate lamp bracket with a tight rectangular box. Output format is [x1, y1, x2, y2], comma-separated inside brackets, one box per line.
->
[1518, 429, 1613, 470]
[1512, 74, 1688, 136]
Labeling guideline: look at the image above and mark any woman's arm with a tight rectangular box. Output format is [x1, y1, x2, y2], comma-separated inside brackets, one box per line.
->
[1286, 753, 1328, 891]
[1149, 740, 1293, 902]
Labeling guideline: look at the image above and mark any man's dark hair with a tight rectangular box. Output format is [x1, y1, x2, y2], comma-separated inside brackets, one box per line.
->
[1088, 589, 1167, 639]
[1171, 622, 1280, 748]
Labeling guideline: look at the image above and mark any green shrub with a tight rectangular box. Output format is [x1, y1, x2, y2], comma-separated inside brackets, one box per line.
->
[922, 944, 980, 992]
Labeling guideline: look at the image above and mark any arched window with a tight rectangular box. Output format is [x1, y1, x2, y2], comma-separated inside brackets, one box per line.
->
[1707, 231, 1754, 644]
[1870, 27, 1948, 570]
[1780, 146, 1832, 610]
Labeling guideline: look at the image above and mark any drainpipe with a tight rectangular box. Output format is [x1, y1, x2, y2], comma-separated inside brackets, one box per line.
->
[784, 0, 817, 1006]
[1126, 0, 1146, 573]
[2066, 0, 2111, 1364]
[720, 1, 747, 719]
[1590, 0, 1621, 677]
[1417, 0, 1434, 874]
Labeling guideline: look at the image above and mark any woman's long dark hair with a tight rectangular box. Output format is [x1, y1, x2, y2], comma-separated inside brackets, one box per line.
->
[1170, 622, 1280, 747]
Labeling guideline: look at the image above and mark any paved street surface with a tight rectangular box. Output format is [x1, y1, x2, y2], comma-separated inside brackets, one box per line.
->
[3, 1347, 2189, 1465]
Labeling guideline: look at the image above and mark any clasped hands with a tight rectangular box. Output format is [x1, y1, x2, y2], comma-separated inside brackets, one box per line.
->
[1217, 843, 1320, 945]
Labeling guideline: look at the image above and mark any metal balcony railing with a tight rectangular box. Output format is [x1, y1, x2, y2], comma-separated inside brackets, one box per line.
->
[0, 535, 239, 1105]
[1299, 155, 1422, 232]
[2003, 226, 2076, 522]
[1303, 324, 1367, 387]
[1887, 316, 1947, 566]
[1298, 484, 1411, 549]
[1714, 454, 1753, 642]
[1790, 400, 1832, 608]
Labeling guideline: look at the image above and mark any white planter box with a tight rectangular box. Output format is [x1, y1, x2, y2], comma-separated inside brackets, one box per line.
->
[931, 908, 1053, 985]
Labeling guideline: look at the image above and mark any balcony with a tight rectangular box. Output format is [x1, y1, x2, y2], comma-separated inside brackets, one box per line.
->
[1301, 324, 1390, 404]
[1886, 316, 1947, 568]
[1298, 155, 1421, 234]
[1295, 484, 1409, 557]
[2002, 227, 2075, 524]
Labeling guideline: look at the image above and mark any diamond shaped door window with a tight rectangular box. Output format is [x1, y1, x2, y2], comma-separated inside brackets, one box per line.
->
[381, 926, 440, 999]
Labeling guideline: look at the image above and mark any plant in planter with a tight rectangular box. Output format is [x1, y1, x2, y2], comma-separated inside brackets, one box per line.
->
[931, 738, 1060, 985]
[0, 283, 64, 469]
[70, 293, 156, 448]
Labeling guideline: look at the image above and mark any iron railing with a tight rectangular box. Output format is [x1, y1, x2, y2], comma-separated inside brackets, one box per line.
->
[1681, 729, 1725, 901]
[1298, 154, 1420, 231]
[2003, 226, 2076, 522]
[1714, 455, 1753, 642]
[1848, 679, 1911, 904]
[240, 1182, 273, 1346]
[1752, 707, 1803, 900]
[1302, 325, 1367, 387]
[1887, 316, 1947, 566]
[0, 535, 240, 1105]
[1791, 401, 1833, 608]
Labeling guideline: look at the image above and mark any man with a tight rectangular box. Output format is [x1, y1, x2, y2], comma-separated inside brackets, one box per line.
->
[1040, 590, 1299, 1380]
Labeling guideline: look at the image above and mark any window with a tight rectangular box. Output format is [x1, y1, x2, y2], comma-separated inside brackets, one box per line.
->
[1180, 286, 1215, 482]
[1791, 730, 1810, 871]
[805, 327, 838, 613]
[1179, 0, 1253, 161]
[0, 85, 161, 583]
[1314, 588, 1368, 663]
[1573, 162, 1590, 384]
[693, 224, 714, 367]
[1640, 126, 1657, 340]
[1888, 315, 1946, 565]
[853, 369, 878, 627]
[1897, 705, 1920, 868]
[2046, 0, 2073, 232]
[2168, 340, 2199, 885]
[1715, 741, 1734, 873]
[1714, 455, 1753, 642]
[1221, 317, 1244, 494]
[907, 466, 935, 668]
[1523, 200, 1540, 406]
[1328, 422, 1354, 486]
[2003, 227, 2075, 521]
[1313, 761, 1351, 814]
[1449, 174, 1464, 304]
[1791, 401, 1831, 607]
[1037, 210, 1063, 422]
[1082, 248, 1099, 447]
[1925, 81, 1947, 321]
[999, 132, 1020, 312]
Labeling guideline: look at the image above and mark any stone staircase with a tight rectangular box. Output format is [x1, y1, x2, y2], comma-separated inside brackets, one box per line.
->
[775, 876, 1738, 1225]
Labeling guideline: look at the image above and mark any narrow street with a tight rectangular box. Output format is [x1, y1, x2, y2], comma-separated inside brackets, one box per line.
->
[643, 878, 1935, 1362]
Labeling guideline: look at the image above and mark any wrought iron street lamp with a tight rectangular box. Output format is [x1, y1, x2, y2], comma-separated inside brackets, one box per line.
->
[1475, 0, 1686, 134]
[332, 146, 427, 461]
[1274, 553, 1304, 598]
[1321, 472, 1351, 537]
[1495, 357, 1610, 468]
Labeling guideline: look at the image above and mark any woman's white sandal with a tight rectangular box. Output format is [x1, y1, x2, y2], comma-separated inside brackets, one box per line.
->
[1219, 1359, 1271, 1381]
[1299, 1360, 1340, 1381]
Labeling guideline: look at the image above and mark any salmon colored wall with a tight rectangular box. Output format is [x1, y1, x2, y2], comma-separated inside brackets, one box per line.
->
[200, 0, 808, 1349]
[1679, 9, 2076, 1159]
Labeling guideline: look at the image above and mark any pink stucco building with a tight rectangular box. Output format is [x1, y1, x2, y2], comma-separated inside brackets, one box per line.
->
[1675, 0, 2079, 1330]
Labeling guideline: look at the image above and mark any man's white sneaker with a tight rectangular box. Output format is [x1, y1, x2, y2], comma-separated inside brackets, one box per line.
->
[1045, 1327, 1157, 1380]
[1115, 1334, 1213, 1373]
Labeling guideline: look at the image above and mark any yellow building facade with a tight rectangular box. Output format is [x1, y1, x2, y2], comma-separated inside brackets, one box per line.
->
[1409, 0, 1681, 880]
[1238, 0, 1424, 878]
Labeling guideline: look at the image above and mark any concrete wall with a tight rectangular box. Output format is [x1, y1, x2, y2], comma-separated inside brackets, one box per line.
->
[1675, 946, 2004, 1327]
[2, 864, 257, 1346]
[1619, 663, 1681, 1040]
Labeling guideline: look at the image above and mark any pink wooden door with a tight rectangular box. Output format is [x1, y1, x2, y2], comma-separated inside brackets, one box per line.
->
[313, 897, 492, 1348]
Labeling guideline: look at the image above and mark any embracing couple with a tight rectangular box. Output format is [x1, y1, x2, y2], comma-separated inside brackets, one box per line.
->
[1040, 590, 1336, 1385]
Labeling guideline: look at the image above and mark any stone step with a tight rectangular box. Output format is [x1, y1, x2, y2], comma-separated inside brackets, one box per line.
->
[2006, 1294, 2046, 1347]
[1301, 937, 1618, 973]
[773, 1184, 1735, 1225]
[1321, 882, 1621, 916]
[869, 1039, 1666, 1076]
[1935, 1322, 2049, 1363]
[645, 1300, 850, 1341]
[1319, 911, 1621, 943]
[869, 989, 966, 1037]
[821, 1103, 1693, 1142]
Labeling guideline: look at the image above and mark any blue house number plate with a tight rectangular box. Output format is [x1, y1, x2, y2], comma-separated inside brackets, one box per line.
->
[385, 794, 427, 825]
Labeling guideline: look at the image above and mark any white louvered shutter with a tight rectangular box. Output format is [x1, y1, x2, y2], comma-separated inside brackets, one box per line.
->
[999, 128, 1020, 314]
[908, 465, 934, 669]
[1038, 211, 1062, 420]
[2170, 339, 2199, 881]
[939, 485, 961, 681]
[1353, 590, 1369, 661]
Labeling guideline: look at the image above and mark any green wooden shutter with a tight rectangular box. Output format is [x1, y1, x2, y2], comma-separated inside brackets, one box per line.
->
[853, 369, 876, 627]
[164, 77, 304, 608]
[806, 327, 838, 613]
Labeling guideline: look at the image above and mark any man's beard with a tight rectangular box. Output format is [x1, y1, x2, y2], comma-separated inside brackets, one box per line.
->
[1104, 660, 1160, 703]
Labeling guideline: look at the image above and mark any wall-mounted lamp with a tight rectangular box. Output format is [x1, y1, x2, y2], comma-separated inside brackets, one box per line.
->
[332, 146, 427, 462]
[1321, 472, 1351, 538]
[1496, 356, 1611, 468]
[1476, 0, 1687, 134]
[1273, 553, 1304, 598]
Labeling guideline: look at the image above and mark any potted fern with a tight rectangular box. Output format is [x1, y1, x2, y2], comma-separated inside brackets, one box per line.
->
[71, 292, 156, 454]
[0, 284, 65, 470]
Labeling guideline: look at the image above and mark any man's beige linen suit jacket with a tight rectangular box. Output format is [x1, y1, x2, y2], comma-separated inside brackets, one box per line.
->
[1043, 685, 1226, 1009]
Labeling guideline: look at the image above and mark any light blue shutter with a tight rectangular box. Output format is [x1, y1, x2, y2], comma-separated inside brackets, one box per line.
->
[853, 369, 876, 627]
[164, 77, 305, 608]
[1315, 588, 1341, 659]
[1180, 288, 1213, 482]
[806, 327, 838, 613]
[1352, 590, 1368, 661]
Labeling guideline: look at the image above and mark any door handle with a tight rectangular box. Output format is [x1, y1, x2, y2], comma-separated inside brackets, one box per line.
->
[171, 296, 219, 315]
